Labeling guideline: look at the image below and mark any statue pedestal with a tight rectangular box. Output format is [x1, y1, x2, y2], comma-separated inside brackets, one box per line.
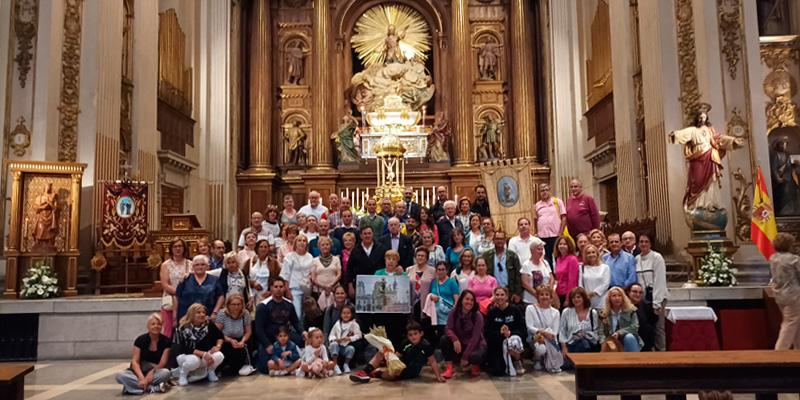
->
[685, 236, 739, 287]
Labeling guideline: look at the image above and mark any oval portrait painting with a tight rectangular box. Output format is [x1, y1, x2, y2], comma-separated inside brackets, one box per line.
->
[496, 175, 519, 208]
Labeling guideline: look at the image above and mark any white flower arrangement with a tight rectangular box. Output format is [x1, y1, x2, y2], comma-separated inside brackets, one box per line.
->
[698, 243, 737, 287]
[20, 264, 59, 299]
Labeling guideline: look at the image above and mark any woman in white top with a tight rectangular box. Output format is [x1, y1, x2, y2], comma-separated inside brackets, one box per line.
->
[451, 248, 476, 292]
[521, 237, 556, 305]
[282, 234, 315, 324]
[475, 217, 496, 256]
[300, 215, 320, 243]
[237, 231, 257, 269]
[635, 233, 668, 351]
[159, 239, 191, 337]
[465, 215, 484, 250]
[311, 237, 342, 308]
[525, 285, 562, 373]
[421, 230, 446, 267]
[578, 244, 611, 309]
[249, 239, 278, 302]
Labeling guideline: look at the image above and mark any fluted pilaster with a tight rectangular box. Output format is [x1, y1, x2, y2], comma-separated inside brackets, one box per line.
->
[509, 0, 537, 159]
[247, 0, 271, 171]
[311, 0, 333, 168]
[451, 0, 473, 166]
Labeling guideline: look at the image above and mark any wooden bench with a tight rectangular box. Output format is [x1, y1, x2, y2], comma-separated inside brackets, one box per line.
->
[568, 350, 800, 400]
[0, 364, 34, 400]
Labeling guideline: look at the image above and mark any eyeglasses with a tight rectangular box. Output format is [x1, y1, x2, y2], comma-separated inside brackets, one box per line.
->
[497, 262, 504, 272]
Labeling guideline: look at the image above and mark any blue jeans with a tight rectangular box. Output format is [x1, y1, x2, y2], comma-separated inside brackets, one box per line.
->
[621, 333, 641, 352]
[329, 342, 355, 360]
[290, 288, 304, 329]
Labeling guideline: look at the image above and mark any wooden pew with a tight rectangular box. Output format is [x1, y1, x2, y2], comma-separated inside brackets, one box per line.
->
[0, 364, 34, 400]
[568, 350, 800, 400]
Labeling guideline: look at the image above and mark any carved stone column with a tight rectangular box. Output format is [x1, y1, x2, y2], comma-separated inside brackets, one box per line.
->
[247, 0, 272, 172]
[509, 0, 537, 159]
[451, 0, 473, 166]
[311, 0, 332, 168]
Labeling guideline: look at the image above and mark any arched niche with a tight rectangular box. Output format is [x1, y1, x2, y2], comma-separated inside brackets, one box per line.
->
[279, 32, 312, 86]
[472, 28, 504, 82]
[332, 0, 449, 121]
[768, 126, 800, 217]
[281, 111, 312, 166]
[474, 105, 506, 160]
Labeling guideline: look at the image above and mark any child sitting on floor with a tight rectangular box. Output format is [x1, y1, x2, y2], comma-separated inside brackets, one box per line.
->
[328, 304, 362, 374]
[350, 321, 444, 383]
[300, 328, 335, 378]
[268, 327, 301, 376]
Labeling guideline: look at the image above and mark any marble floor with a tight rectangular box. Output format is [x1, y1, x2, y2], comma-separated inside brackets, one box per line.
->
[13, 360, 800, 400]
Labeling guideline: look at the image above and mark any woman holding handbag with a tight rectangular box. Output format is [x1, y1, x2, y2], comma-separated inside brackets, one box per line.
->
[159, 239, 191, 337]
[525, 285, 562, 373]
[429, 261, 460, 342]
[559, 287, 599, 369]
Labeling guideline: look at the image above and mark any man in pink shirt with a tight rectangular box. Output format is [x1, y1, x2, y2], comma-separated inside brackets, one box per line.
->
[565, 179, 600, 236]
[534, 183, 567, 265]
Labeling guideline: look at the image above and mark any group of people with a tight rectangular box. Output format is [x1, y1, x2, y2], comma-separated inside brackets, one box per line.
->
[117, 182, 673, 393]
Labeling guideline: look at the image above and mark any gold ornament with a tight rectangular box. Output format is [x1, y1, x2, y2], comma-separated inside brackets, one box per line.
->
[90, 252, 107, 272]
[350, 4, 431, 68]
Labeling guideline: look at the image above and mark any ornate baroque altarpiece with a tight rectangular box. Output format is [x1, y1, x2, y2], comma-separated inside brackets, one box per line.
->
[4, 161, 86, 298]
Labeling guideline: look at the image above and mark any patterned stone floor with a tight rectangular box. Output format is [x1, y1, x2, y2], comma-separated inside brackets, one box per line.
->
[12, 360, 800, 400]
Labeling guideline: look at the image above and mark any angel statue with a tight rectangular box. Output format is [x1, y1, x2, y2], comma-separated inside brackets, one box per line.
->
[473, 40, 503, 80]
[284, 120, 307, 166]
[669, 104, 743, 229]
[426, 112, 450, 162]
[331, 112, 360, 163]
[286, 43, 310, 85]
[477, 115, 503, 161]
[383, 24, 407, 64]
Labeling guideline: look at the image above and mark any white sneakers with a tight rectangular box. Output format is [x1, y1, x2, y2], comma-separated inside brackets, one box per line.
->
[207, 370, 219, 382]
[239, 365, 257, 376]
[342, 364, 351, 373]
[334, 365, 342, 375]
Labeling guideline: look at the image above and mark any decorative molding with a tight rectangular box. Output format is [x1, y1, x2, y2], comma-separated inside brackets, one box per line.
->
[13, 0, 38, 88]
[157, 150, 198, 173]
[760, 36, 800, 70]
[731, 168, 752, 242]
[57, 0, 84, 162]
[717, 0, 742, 80]
[725, 107, 749, 138]
[9, 116, 31, 156]
[584, 140, 617, 181]
[675, 0, 701, 126]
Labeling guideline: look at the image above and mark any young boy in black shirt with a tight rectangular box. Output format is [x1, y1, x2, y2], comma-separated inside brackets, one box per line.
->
[350, 321, 444, 383]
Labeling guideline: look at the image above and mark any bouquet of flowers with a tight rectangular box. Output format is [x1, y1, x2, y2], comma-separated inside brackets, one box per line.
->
[20, 264, 59, 299]
[698, 243, 737, 287]
[364, 325, 406, 377]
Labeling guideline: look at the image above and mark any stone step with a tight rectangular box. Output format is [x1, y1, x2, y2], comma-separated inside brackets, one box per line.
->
[665, 260, 770, 286]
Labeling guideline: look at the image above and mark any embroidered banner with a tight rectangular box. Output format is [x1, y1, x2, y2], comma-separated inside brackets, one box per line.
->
[100, 181, 148, 249]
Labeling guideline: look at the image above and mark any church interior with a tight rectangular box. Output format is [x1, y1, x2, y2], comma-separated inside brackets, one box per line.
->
[1, 0, 800, 399]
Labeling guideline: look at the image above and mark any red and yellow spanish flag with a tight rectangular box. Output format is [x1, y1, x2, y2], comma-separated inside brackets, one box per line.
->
[750, 166, 777, 260]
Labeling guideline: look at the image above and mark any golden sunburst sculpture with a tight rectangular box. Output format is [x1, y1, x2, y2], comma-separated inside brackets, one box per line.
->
[351, 4, 431, 68]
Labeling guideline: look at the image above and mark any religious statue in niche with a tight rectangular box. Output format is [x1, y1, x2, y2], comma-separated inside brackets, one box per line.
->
[285, 42, 310, 85]
[332, 112, 361, 163]
[770, 135, 800, 216]
[426, 112, 450, 162]
[284, 120, 307, 166]
[473, 40, 502, 80]
[32, 182, 59, 251]
[669, 104, 744, 231]
[477, 115, 504, 161]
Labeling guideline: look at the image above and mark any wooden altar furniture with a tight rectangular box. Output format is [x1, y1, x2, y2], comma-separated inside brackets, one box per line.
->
[0, 364, 33, 400]
[150, 213, 209, 260]
[569, 350, 800, 400]
[3, 161, 86, 299]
